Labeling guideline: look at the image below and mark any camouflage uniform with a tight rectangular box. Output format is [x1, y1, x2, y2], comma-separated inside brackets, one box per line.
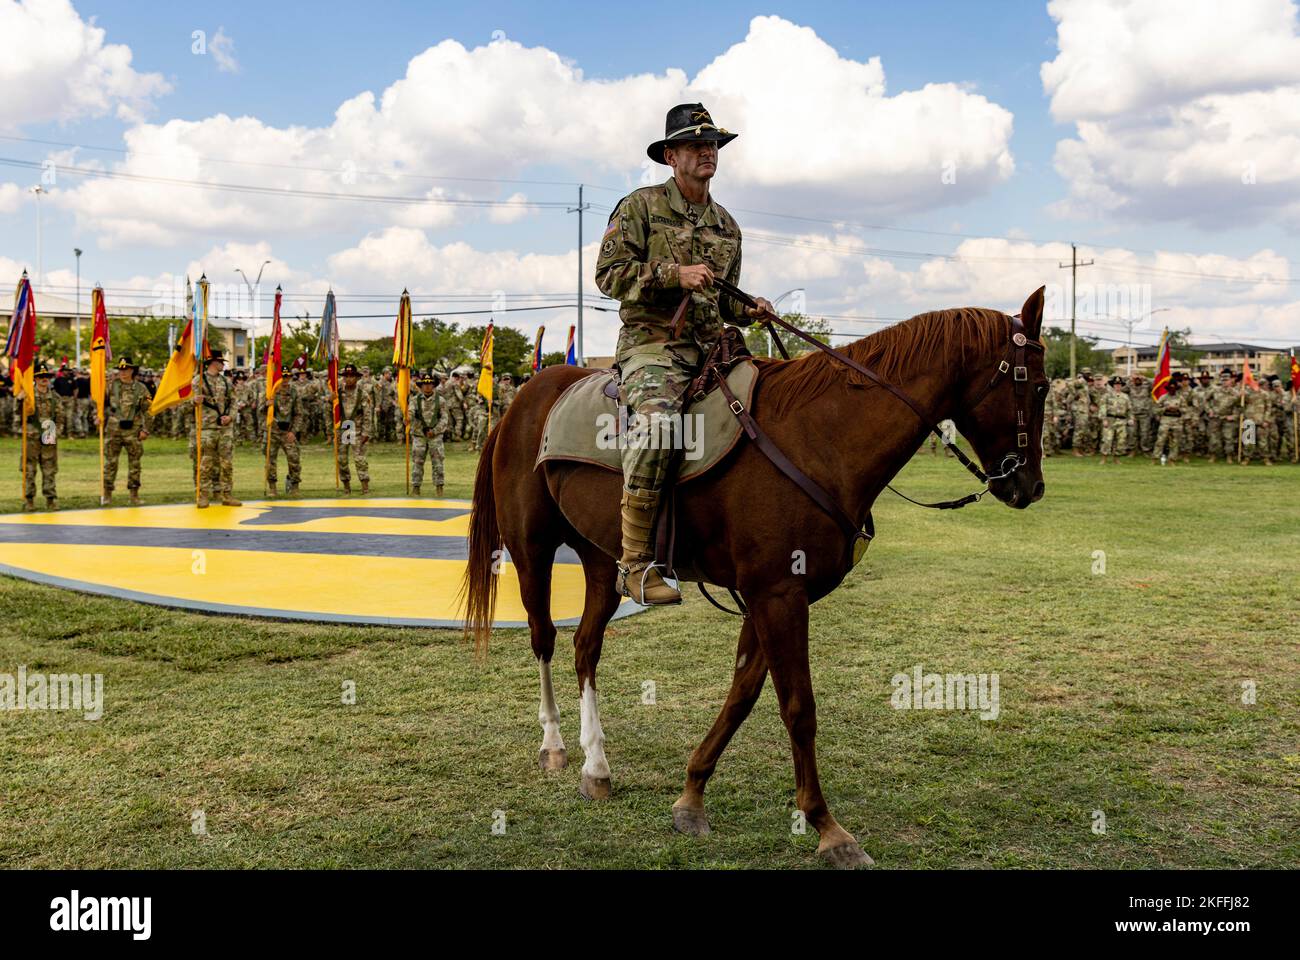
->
[1206, 376, 1239, 461]
[262, 378, 304, 493]
[22, 387, 60, 506]
[1279, 386, 1297, 462]
[469, 394, 489, 451]
[409, 385, 448, 491]
[595, 175, 749, 490]
[377, 372, 396, 442]
[336, 379, 373, 490]
[447, 377, 468, 439]
[1153, 387, 1184, 462]
[1097, 386, 1132, 458]
[1240, 384, 1273, 464]
[191, 370, 239, 504]
[1128, 378, 1156, 454]
[1041, 380, 1060, 456]
[1069, 375, 1098, 455]
[104, 374, 153, 500]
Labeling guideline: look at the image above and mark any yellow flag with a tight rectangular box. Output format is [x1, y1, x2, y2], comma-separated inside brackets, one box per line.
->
[477, 323, 494, 404]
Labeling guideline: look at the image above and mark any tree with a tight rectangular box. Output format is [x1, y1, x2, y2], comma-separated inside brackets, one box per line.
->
[741, 313, 833, 358]
[1164, 328, 1204, 372]
[1042, 325, 1113, 379]
[463, 324, 531, 379]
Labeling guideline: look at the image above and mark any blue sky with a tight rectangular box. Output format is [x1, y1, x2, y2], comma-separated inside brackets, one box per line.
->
[1, 0, 1296, 355]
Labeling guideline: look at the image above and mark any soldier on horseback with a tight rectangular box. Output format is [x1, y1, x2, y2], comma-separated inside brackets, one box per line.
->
[596, 102, 774, 606]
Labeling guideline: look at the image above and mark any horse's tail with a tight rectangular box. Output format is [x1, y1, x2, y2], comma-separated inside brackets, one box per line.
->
[460, 425, 501, 655]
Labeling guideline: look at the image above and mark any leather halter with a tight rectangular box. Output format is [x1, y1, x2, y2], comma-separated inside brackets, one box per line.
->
[711, 277, 1044, 510]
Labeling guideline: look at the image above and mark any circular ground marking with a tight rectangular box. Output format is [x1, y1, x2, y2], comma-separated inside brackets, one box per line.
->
[0, 498, 645, 628]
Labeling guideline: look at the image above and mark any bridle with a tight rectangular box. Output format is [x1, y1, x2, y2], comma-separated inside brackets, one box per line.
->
[712, 277, 1044, 511]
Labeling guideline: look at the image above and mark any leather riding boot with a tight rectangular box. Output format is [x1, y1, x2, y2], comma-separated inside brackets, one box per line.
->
[616, 487, 681, 605]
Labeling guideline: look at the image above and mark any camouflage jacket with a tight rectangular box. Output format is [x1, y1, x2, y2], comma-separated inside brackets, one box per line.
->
[190, 372, 236, 431]
[259, 380, 306, 435]
[24, 390, 60, 436]
[596, 176, 751, 357]
[1207, 385, 1241, 419]
[1156, 391, 1185, 417]
[107, 379, 153, 432]
[1097, 391, 1132, 423]
[409, 390, 446, 438]
[337, 383, 374, 437]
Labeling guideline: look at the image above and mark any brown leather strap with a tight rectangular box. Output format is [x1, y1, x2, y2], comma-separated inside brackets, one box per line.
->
[670, 293, 691, 340]
[715, 372, 868, 562]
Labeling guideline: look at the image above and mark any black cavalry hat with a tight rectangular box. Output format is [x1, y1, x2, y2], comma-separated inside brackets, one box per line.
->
[205, 349, 225, 365]
[116, 356, 138, 371]
[647, 103, 738, 165]
[341, 362, 361, 378]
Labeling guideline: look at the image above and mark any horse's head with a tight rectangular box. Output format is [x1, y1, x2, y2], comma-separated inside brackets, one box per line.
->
[950, 286, 1048, 510]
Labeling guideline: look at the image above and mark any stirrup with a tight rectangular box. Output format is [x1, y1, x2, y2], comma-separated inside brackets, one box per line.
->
[620, 561, 682, 606]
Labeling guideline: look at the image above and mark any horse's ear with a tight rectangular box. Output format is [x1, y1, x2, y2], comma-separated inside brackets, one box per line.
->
[1019, 286, 1046, 341]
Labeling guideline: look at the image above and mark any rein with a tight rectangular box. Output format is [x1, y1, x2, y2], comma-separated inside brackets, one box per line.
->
[712, 277, 1041, 510]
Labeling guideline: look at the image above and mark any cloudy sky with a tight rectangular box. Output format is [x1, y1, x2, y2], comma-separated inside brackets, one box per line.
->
[1, 0, 1297, 358]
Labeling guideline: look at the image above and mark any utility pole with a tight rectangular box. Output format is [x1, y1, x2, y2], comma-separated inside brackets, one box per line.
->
[1058, 243, 1094, 378]
[568, 184, 591, 365]
[74, 248, 83, 367]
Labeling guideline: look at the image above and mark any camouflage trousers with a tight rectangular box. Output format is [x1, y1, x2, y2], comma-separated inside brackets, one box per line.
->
[1279, 416, 1297, 461]
[1208, 418, 1237, 458]
[1153, 417, 1181, 460]
[197, 427, 235, 498]
[1072, 414, 1095, 453]
[1100, 420, 1130, 456]
[1241, 418, 1275, 462]
[1135, 413, 1157, 453]
[74, 398, 92, 437]
[411, 433, 444, 487]
[616, 341, 701, 492]
[266, 428, 301, 487]
[470, 408, 488, 448]
[24, 442, 57, 499]
[448, 405, 466, 440]
[104, 427, 144, 492]
[337, 438, 369, 484]
[1042, 417, 1061, 455]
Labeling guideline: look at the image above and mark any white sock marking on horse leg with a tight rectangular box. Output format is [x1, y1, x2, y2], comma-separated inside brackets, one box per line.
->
[579, 682, 610, 779]
[538, 658, 564, 753]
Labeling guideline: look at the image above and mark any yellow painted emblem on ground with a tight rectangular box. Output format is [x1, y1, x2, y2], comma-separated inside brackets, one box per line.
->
[0, 498, 645, 628]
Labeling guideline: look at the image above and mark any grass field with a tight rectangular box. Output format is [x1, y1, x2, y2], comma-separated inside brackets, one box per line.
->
[0, 436, 1295, 869]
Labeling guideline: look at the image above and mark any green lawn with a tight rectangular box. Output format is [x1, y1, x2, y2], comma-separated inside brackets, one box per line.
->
[0, 437, 1295, 869]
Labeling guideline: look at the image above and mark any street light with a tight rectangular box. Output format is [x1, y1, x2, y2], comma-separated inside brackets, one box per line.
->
[767, 288, 805, 358]
[74, 248, 83, 366]
[234, 261, 272, 370]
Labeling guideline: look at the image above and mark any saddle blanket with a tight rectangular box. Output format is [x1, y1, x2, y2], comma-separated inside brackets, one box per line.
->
[535, 360, 758, 482]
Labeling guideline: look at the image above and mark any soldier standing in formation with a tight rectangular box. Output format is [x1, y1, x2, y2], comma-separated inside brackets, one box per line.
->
[191, 350, 242, 508]
[22, 362, 60, 511]
[469, 393, 489, 452]
[262, 364, 303, 498]
[447, 372, 468, 440]
[336, 363, 373, 495]
[1097, 377, 1133, 465]
[1240, 374, 1273, 466]
[1070, 370, 1099, 456]
[1128, 374, 1155, 456]
[409, 372, 448, 497]
[103, 357, 152, 506]
[1152, 373, 1185, 465]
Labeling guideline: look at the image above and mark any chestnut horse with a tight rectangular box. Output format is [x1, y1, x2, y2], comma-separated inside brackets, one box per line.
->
[462, 287, 1047, 868]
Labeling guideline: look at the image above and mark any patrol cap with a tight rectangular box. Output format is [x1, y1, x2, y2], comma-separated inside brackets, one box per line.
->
[647, 103, 738, 165]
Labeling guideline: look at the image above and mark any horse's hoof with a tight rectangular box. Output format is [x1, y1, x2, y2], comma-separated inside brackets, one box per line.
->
[579, 773, 612, 801]
[538, 748, 567, 772]
[817, 842, 874, 870]
[671, 804, 711, 837]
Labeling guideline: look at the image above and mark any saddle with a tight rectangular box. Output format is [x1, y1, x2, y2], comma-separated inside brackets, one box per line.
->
[535, 327, 758, 482]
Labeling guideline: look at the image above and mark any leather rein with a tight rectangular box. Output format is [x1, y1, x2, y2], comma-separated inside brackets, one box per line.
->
[710, 277, 1042, 512]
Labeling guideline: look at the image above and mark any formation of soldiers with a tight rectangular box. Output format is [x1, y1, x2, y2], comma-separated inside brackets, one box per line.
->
[4, 354, 527, 510]
[1041, 368, 1298, 465]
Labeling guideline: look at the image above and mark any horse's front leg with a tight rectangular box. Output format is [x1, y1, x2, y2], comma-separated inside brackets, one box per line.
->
[750, 588, 873, 869]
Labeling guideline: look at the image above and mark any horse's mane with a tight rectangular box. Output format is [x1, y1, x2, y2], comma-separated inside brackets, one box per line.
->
[756, 307, 1013, 419]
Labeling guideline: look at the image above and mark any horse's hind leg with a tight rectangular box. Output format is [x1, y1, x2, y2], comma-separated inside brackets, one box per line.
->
[672, 617, 768, 836]
[571, 539, 622, 801]
[501, 494, 569, 772]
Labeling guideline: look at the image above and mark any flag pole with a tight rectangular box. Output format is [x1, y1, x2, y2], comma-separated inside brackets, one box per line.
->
[264, 396, 274, 496]
[1236, 376, 1245, 463]
[195, 393, 203, 503]
[19, 410, 27, 503]
[1292, 382, 1298, 463]
[98, 409, 105, 504]
[404, 406, 411, 496]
